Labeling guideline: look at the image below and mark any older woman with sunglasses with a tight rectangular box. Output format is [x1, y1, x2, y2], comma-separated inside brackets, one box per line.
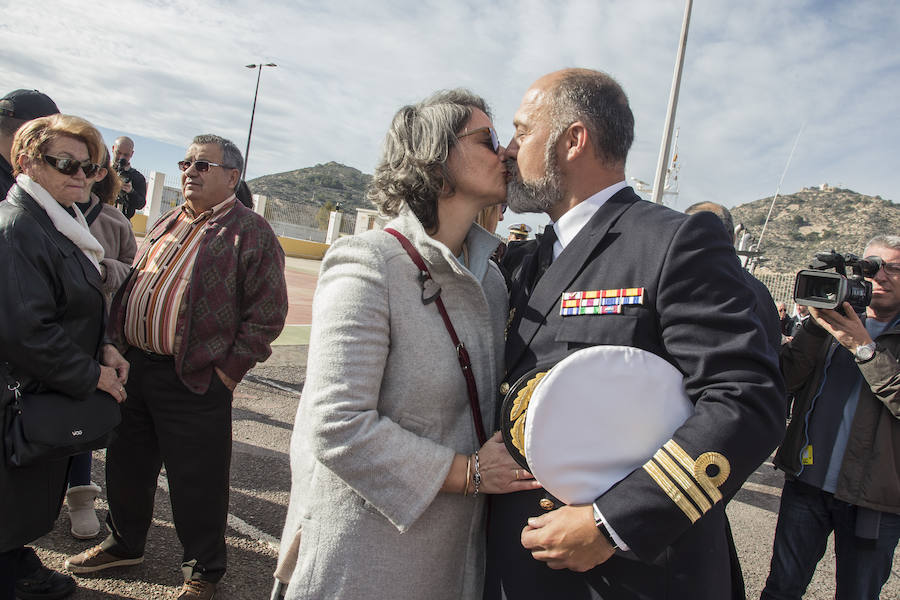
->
[59, 143, 138, 541]
[274, 90, 540, 600]
[0, 114, 129, 600]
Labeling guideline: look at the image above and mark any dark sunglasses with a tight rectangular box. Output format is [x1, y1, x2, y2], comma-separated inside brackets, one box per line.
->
[177, 159, 232, 172]
[457, 126, 500, 154]
[43, 155, 101, 178]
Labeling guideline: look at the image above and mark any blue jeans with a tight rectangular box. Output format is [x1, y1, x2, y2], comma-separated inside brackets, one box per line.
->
[761, 479, 900, 600]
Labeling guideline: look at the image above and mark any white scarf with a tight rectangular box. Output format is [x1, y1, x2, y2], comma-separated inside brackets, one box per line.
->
[16, 173, 104, 272]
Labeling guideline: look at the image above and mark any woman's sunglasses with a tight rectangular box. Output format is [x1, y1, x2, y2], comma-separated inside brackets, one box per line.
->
[177, 159, 231, 172]
[457, 126, 500, 154]
[43, 155, 101, 178]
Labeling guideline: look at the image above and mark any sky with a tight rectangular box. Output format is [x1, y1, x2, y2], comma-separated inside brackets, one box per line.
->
[3, 0, 898, 236]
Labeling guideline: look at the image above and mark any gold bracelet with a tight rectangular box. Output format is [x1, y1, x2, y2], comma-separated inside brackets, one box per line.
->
[463, 455, 472, 496]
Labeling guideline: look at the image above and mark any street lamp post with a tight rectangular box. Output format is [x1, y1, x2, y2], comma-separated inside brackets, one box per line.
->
[651, 0, 692, 204]
[242, 62, 276, 181]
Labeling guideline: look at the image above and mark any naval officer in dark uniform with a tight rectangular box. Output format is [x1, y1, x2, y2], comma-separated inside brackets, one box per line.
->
[485, 68, 785, 599]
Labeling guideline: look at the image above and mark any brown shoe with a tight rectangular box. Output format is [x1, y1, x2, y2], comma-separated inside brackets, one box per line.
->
[64, 545, 143, 574]
[175, 579, 216, 599]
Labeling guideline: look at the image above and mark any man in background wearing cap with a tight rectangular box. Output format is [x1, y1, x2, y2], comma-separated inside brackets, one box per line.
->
[486, 68, 784, 599]
[507, 222, 532, 243]
[0, 89, 59, 197]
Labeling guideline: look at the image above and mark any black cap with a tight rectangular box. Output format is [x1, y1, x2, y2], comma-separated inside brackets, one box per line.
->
[0, 89, 60, 121]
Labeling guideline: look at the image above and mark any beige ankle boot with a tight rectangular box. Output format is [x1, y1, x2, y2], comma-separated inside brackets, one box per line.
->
[65, 483, 102, 539]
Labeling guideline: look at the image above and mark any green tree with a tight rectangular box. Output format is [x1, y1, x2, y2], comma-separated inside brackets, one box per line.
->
[316, 201, 336, 230]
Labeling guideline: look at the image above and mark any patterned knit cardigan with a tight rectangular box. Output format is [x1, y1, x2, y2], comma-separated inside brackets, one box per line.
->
[108, 200, 288, 394]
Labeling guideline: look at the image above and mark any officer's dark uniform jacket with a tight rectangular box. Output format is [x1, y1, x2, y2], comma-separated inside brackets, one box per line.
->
[775, 315, 900, 514]
[0, 185, 105, 551]
[485, 187, 786, 600]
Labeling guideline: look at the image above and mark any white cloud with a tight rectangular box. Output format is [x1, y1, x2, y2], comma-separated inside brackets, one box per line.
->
[2, 0, 897, 219]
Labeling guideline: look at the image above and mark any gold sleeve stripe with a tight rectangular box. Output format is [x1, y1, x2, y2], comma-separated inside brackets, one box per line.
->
[651, 449, 712, 514]
[642, 460, 701, 523]
[663, 440, 726, 504]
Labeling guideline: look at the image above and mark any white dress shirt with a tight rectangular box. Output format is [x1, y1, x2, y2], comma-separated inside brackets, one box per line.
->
[547, 180, 628, 260]
[544, 180, 632, 551]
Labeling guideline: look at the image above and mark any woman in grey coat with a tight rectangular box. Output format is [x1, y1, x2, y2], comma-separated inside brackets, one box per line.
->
[275, 90, 540, 600]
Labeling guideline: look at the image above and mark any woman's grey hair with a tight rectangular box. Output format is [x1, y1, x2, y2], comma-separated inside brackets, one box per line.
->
[192, 134, 243, 174]
[544, 69, 634, 168]
[367, 89, 490, 232]
[866, 234, 900, 252]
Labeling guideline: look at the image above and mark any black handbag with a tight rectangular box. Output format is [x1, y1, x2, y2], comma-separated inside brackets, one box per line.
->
[2, 371, 122, 468]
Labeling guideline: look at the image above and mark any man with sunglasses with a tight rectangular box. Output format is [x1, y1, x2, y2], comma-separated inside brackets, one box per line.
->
[66, 134, 288, 600]
[111, 136, 147, 219]
[762, 236, 900, 599]
[0, 89, 59, 197]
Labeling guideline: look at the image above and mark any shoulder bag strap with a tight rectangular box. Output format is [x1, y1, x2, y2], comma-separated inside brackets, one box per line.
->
[84, 202, 105, 226]
[384, 228, 487, 446]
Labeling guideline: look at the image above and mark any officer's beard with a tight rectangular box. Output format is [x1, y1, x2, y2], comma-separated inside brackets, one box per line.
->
[506, 138, 564, 215]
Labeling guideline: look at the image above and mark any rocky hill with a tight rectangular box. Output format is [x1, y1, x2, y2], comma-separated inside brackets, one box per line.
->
[246, 161, 374, 211]
[730, 185, 898, 274]
[246, 163, 896, 272]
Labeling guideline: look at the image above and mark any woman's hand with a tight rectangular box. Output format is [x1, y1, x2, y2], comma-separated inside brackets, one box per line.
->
[98, 344, 129, 403]
[439, 432, 543, 496]
[101, 344, 129, 384]
[97, 365, 127, 403]
[478, 431, 542, 495]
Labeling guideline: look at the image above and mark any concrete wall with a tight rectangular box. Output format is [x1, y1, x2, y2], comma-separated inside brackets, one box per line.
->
[130, 213, 148, 235]
[278, 237, 329, 260]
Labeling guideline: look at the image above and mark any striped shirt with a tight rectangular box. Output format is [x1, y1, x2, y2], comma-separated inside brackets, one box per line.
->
[124, 196, 236, 354]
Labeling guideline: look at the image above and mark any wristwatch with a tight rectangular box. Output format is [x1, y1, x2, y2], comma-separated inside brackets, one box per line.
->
[854, 342, 877, 363]
[592, 503, 619, 550]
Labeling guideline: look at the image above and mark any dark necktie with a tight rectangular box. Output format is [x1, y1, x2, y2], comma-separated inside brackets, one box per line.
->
[531, 224, 558, 290]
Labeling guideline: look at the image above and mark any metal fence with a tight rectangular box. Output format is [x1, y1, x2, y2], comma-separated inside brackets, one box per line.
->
[134, 170, 363, 243]
[754, 272, 796, 306]
[264, 198, 326, 242]
[262, 197, 360, 242]
[161, 172, 185, 214]
[340, 212, 355, 235]
[269, 222, 326, 243]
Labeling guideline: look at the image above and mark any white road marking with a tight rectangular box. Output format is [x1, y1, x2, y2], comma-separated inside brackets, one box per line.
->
[156, 473, 281, 552]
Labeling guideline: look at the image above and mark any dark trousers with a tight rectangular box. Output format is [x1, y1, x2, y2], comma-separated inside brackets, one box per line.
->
[0, 548, 17, 600]
[0, 547, 42, 600]
[761, 479, 900, 600]
[484, 488, 733, 599]
[101, 348, 233, 583]
[68, 452, 92, 487]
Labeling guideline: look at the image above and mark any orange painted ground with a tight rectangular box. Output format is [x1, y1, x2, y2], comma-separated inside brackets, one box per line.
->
[283, 262, 318, 326]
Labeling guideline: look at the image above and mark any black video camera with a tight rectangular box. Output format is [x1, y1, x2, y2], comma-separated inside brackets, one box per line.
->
[113, 158, 131, 185]
[793, 250, 883, 313]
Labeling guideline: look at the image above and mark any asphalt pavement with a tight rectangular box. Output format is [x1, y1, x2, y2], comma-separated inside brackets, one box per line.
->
[23, 254, 900, 598]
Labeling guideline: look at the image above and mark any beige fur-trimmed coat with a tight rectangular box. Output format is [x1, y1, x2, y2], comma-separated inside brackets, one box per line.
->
[278, 206, 507, 599]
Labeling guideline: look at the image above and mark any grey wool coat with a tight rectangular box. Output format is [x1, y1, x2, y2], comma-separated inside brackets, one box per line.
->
[278, 206, 508, 600]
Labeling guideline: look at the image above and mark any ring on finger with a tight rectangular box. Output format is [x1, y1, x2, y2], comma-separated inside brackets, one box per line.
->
[514, 469, 521, 480]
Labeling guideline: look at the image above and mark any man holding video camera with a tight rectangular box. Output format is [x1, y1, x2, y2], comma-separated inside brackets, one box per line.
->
[762, 234, 900, 600]
[112, 136, 146, 219]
